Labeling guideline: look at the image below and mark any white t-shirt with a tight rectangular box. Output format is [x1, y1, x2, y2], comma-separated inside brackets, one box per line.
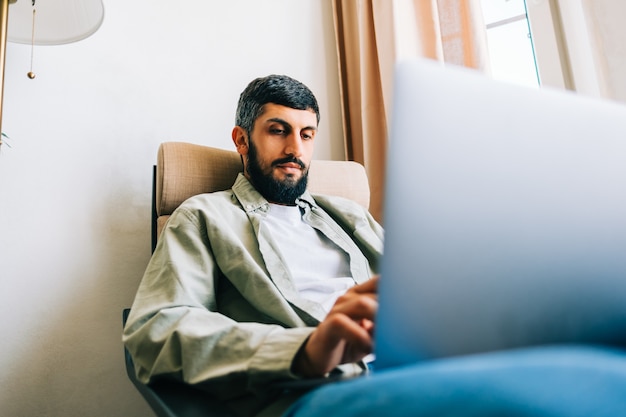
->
[265, 203, 355, 312]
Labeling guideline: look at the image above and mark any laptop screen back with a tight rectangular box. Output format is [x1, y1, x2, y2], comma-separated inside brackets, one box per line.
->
[374, 59, 626, 370]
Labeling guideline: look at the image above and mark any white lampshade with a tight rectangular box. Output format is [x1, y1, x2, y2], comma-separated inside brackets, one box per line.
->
[7, 0, 104, 45]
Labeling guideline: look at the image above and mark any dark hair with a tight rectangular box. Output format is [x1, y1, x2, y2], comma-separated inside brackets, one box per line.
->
[235, 74, 320, 134]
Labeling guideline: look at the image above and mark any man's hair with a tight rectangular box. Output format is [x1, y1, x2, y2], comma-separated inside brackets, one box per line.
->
[235, 74, 320, 134]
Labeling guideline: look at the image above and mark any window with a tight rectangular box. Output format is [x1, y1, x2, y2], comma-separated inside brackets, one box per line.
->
[480, 0, 539, 87]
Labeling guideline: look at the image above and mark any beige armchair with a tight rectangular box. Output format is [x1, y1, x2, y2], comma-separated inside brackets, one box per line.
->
[152, 141, 371, 249]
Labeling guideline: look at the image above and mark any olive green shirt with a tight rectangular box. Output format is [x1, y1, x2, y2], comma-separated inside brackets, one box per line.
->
[123, 173, 384, 414]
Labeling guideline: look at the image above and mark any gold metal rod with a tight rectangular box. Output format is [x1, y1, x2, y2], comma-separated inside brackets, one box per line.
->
[0, 0, 9, 139]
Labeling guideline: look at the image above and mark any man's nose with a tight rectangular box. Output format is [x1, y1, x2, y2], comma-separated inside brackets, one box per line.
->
[284, 132, 304, 156]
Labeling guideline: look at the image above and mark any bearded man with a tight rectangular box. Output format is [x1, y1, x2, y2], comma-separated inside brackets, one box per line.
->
[124, 74, 383, 417]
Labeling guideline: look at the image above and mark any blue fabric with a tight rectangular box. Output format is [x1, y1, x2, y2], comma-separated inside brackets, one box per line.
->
[283, 346, 626, 417]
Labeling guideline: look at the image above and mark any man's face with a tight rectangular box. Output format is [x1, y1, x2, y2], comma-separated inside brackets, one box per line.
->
[234, 103, 318, 204]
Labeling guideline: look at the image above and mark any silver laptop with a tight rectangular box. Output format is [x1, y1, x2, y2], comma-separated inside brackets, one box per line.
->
[374, 59, 626, 370]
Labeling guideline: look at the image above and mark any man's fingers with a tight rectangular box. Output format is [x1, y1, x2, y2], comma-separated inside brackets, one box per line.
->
[350, 275, 379, 294]
[331, 293, 378, 321]
[320, 314, 374, 353]
[300, 313, 374, 376]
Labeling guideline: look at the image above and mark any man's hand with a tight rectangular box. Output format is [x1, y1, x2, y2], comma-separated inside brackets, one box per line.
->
[293, 276, 379, 377]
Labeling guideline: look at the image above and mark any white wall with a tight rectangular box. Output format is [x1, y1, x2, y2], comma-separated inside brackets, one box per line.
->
[0, 1, 342, 416]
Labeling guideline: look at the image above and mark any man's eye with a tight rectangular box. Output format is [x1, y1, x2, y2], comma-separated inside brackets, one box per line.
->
[270, 128, 285, 135]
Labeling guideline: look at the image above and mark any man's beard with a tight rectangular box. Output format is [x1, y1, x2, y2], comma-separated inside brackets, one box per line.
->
[246, 139, 309, 205]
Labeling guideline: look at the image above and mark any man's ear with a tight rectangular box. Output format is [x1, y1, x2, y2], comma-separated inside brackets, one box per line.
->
[232, 126, 249, 156]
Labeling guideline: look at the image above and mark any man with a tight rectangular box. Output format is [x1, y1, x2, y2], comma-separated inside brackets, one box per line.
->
[124, 74, 626, 417]
[123, 74, 384, 416]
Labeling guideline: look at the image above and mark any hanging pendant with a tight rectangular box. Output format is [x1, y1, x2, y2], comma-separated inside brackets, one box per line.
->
[27, 2, 36, 79]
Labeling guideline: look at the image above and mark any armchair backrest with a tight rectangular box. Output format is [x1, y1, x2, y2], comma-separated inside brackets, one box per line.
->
[153, 142, 370, 249]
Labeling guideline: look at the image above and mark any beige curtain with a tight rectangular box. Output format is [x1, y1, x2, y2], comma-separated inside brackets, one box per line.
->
[332, 0, 488, 222]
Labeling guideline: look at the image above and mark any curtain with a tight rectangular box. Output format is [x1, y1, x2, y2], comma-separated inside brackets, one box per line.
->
[332, 0, 489, 222]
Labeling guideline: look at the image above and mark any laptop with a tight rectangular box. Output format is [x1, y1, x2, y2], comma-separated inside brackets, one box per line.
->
[374, 58, 626, 370]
